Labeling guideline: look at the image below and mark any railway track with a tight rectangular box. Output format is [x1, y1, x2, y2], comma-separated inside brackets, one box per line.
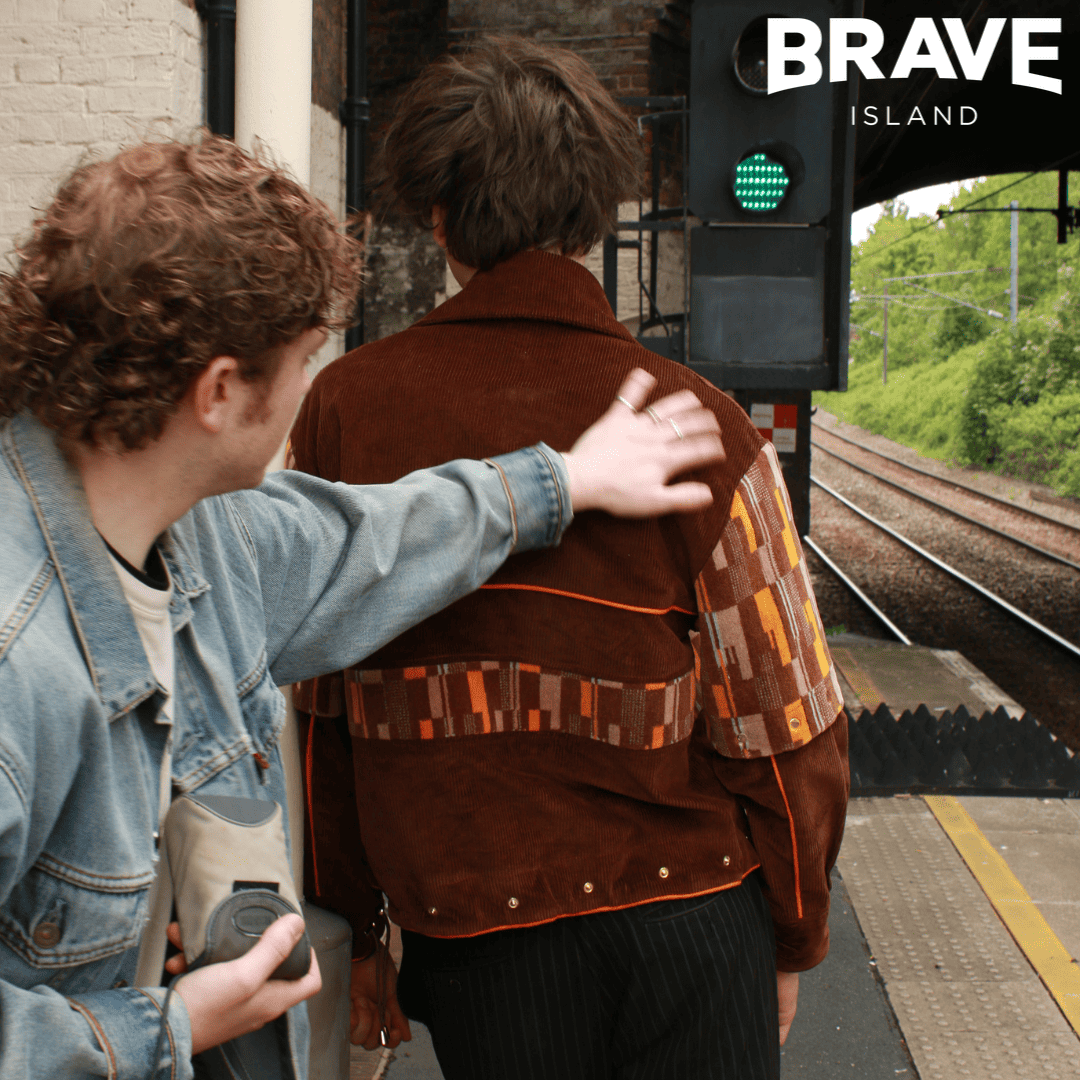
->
[810, 434, 1080, 573]
[807, 475, 1080, 749]
[810, 477, 1080, 660]
[811, 421, 1080, 540]
[809, 421, 1080, 643]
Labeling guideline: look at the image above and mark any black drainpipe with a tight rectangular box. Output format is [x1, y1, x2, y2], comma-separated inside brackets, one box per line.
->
[341, 0, 369, 351]
[195, 1, 236, 138]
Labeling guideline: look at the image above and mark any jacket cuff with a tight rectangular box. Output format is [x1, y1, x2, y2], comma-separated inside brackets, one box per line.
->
[68, 985, 194, 1080]
[775, 915, 831, 972]
[484, 442, 571, 553]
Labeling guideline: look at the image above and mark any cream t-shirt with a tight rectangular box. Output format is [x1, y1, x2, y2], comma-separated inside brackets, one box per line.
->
[106, 547, 176, 986]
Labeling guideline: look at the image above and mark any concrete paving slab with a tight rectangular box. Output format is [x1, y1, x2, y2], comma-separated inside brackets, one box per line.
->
[954, 797, 1080, 834]
[885, 979, 1080, 1080]
[839, 797, 1080, 1080]
[381, 1025, 445, 1079]
[830, 657, 865, 715]
[958, 796, 1080, 974]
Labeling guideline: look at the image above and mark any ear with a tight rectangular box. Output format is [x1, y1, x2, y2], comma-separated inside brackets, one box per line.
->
[190, 356, 242, 435]
[430, 205, 448, 251]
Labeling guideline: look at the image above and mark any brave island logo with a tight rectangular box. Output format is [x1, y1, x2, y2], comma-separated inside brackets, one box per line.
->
[767, 17, 1062, 127]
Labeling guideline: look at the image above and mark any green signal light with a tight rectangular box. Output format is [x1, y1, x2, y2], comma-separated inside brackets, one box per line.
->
[733, 153, 790, 213]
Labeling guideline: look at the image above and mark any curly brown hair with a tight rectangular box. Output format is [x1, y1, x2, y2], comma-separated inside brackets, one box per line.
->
[0, 135, 362, 450]
[375, 36, 645, 272]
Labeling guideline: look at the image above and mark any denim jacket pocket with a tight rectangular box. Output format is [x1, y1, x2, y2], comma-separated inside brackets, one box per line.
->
[240, 656, 287, 758]
[0, 859, 151, 991]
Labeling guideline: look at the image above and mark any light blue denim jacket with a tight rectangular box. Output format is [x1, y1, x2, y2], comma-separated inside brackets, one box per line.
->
[0, 414, 571, 1080]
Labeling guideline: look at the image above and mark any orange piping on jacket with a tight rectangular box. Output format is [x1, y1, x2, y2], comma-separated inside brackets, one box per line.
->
[420, 864, 762, 939]
[479, 583, 693, 615]
[771, 756, 802, 918]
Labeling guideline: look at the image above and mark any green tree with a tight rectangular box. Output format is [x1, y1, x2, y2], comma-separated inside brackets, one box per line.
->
[961, 285, 1080, 475]
[820, 172, 1080, 496]
[935, 306, 990, 353]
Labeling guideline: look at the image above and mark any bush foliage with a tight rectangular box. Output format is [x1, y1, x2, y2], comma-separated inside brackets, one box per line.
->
[816, 174, 1080, 497]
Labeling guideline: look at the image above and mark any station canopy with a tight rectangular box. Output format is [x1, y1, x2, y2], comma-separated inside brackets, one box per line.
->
[853, 1, 1078, 209]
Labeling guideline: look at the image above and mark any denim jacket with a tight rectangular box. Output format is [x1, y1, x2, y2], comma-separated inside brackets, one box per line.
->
[0, 414, 570, 1080]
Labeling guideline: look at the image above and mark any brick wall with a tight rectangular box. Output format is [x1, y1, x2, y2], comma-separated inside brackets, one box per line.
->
[450, 0, 653, 91]
[0, 0, 690, 345]
[0, 0, 202, 261]
[359, 0, 449, 342]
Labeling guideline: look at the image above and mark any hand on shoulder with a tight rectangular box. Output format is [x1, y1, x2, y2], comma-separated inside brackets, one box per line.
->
[562, 369, 726, 516]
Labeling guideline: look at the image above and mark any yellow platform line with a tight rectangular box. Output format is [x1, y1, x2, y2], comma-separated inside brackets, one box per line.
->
[830, 647, 885, 710]
[924, 795, 1080, 1033]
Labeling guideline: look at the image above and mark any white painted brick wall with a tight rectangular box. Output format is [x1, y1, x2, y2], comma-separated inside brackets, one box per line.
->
[0, 0, 202, 261]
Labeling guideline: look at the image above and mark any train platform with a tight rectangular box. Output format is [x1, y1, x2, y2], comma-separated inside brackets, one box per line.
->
[349, 644, 1080, 1080]
[827, 632, 1026, 719]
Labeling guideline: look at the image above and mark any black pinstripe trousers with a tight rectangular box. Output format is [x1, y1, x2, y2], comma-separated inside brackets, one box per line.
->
[396, 872, 779, 1080]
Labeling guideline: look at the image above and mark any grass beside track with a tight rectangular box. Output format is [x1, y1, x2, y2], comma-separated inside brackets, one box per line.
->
[814, 352, 978, 467]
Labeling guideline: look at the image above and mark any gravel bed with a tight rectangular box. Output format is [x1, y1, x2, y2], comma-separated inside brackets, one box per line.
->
[811, 446, 1080, 644]
[812, 421, 1080, 566]
[806, 548, 896, 642]
[807, 476, 1080, 752]
[813, 408, 1080, 536]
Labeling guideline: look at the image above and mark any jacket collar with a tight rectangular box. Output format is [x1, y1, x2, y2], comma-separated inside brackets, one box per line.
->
[417, 249, 639, 340]
[4, 415, 208, 721]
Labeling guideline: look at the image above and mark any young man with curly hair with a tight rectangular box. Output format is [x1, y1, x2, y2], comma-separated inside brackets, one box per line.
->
[0, 135, 725, 1079]
[292, 35, 849, 1080]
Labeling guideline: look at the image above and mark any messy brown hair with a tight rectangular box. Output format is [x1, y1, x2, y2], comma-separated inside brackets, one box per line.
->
[0, 135, 362, 450]
[375, 36, 645, 271]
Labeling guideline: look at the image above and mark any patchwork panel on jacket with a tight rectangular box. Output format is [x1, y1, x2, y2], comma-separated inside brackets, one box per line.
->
[695, 442, 843, 759]
[344, 661, 697, 749]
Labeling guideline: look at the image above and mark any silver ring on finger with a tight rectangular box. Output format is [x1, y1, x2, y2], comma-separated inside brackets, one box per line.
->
[646, 406, 663, 424]
[615, 395, 638, 414]
[669, 417, 684, 440]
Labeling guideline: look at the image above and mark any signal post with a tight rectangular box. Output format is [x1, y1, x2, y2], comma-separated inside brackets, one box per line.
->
[687, 1, 858, 536]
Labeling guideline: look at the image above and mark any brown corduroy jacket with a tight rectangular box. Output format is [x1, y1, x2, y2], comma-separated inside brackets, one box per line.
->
[292, 251, 849, 972]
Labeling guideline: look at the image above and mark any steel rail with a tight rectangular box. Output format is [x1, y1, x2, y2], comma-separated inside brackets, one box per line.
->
[801, 534, 912, 645]
[811, 476, 1080, 662]
[811, 422, 1080, 534]
[811, 438, 1080, 573]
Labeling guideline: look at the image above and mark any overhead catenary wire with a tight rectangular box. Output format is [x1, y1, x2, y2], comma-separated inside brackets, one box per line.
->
[855, 269, 1007, 310]
[882, 300, 956, 313]
[858, 151, 1080, 263]
[905, 281, 1005, 318]
[849, 320, 883, 338]
[884, 268, 1006, 280]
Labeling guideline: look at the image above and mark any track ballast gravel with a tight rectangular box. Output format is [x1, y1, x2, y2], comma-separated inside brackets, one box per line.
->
[805, 432, 1080, 752]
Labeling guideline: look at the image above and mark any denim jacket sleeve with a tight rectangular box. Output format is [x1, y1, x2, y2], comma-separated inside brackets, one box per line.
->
[226, 444, 571, 686]
[0, 768, 193, 1080]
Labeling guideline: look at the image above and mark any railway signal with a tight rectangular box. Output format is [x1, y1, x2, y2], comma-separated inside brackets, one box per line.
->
[687, 0, 859, 534]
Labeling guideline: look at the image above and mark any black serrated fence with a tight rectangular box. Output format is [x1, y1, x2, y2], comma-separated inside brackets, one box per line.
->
[848, 705, 1080, 798]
